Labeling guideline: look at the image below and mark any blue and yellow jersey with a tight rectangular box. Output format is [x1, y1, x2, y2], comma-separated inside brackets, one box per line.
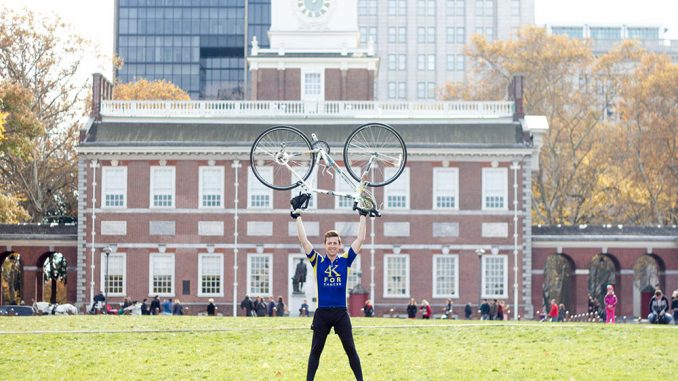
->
[306, 247, 357, 308]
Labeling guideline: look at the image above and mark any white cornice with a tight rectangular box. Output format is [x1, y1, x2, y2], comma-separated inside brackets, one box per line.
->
[0, 240, 77, 247]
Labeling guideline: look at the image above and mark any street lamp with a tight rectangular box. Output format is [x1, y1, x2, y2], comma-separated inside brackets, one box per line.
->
[103, 246, 112, 312]
[475, 248, 485, 317]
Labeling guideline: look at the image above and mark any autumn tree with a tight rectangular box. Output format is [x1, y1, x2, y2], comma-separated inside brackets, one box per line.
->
[0, 7, 88, 222]
[443, 26, 677, 225]
[113, 79, 190, 100]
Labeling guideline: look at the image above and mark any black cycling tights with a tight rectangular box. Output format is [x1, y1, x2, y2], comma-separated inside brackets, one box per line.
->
[307, 330, 363, 381]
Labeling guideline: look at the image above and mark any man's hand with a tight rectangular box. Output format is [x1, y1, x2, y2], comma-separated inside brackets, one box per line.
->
[290, 193, 311, 219]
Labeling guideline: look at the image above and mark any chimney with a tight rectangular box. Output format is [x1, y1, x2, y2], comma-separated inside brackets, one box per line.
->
[90, 73, 114, 121]
[508, 74, 525, 122]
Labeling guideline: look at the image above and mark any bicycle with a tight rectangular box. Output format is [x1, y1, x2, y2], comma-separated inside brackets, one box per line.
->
[249, 122, 407, 217]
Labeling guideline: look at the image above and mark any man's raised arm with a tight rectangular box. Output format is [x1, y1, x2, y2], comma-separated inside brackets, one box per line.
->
[296, 217, 313, 254]
[351, 215, 367, 253]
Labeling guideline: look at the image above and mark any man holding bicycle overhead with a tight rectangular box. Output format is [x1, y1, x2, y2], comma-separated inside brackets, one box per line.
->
[291, 192, 366, 381]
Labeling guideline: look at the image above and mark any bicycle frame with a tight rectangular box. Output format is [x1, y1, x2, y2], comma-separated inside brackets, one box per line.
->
[285, 133, 377, 211]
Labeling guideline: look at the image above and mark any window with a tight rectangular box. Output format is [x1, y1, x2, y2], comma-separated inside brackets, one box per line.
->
[388, 0, 407, 16]
[248, 166, 272, 208]
[384, 254, 409, 297]
[417, 82, 436, 100]
[101, 252, 126, 296]
[398, 55, 407, 70]
[398, 27, 407, 43]
[358, 0, 377, 15]
[150, 166, 175, 208]
[302, 72, 325, 101]
[388, 27, 397, 43]
[417, 55, 436, 71]
[433, 168, 459, 209]
[590, 27, 621, 40]
[248, 254, 272, 296]
[291, 167, 317, 209]
[447, 27, 465, 44]
[475, 0, 494, 16]
[347, 255, 361, 290]
[388, 54, 408, 71]
[199, 253, 223, 296]
[398, 82, 407, 99]
[482, 255, 507, 298]
[417, 0, 436, 16]
[150, 254, 175, 296]
[475, 27, 494, 41]
[102, 167, 127, 208]
[385, 167, 409, 209]
[388, 82, 407, 99]
[446, 55, 465, 71]
[199, 166, 224, 208]
[388, 55, 397, 71]
[360, 27, 377, 44]
[446, 0, 465, 16]
[417, 27, 436, 43]
[335, 167, 354, 209]
[433, 255, 459, 297]
[551, 27, 584, 39]
[627, 27, 658, 40]
[482, 167, 508, 210]
[511, 0, 520, 16]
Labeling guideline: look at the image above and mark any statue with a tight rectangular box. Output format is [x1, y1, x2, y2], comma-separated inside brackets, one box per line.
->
[292, 259, 307, 294]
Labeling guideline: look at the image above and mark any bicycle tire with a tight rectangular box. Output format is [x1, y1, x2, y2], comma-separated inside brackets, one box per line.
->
[250, 125, 315, 191]
[343, 123, 407, 187]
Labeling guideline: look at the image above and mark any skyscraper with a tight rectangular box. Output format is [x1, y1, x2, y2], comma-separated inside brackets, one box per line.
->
[114, 0, 271, 99]
[357, 0, 535, 100]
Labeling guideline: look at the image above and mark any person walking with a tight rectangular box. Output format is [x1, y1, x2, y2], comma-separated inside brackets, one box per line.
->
[420, 299, 431, 319]
[548, 299, 559, 322]
[240, 295, 254, 317]
[293, 192, 366, 381]
[604, 285, 618, 324]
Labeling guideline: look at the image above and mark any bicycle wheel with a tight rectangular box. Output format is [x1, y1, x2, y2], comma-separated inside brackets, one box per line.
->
[250, 126, 315, 190]
[344, 123, 407, 187]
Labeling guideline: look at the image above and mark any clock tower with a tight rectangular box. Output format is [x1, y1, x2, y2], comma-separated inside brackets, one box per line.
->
[248, 0, 378, 101]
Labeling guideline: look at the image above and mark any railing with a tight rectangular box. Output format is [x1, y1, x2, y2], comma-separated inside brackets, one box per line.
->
[101, 100, 514, 119]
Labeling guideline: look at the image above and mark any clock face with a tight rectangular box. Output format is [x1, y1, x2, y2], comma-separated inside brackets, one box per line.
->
[297, 0, 330, 18]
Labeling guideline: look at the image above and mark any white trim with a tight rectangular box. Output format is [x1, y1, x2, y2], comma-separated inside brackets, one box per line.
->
[432, 167, 459, 210]
[532, 240, 678, 249]
[150, 166, 176, 208]
[87, 207, 523, 216]
[149, 253, 175, 297]
[198, 253, 224, 297]
[384, 167, 410, 210]
[383, 253, 410, 298]
[100, 252, 126, 297]
[432, 254, 460, 298]
[199, 166, 225, 209]
[301, 70, 325, 102]
[247, 166, 273, 209]
[481, 255, 508, 298]
[101, 166, 127, 209]
[482, 167, 508, 211]
[247, 253, 273, 297]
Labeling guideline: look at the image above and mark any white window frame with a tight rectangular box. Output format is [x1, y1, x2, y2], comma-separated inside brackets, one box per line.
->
[384, 167, 409, 209]
[150, 166, 176, 208]
[432, 254, 459, 298]
[100, 252, 126, 297]
[335, 167, 354, 209]
[101, 166, 127, 208]
[199, 166, 224, 208]
[302, 70, 324, 101]
[433, 167, 459, 210]
[248, 166, 273, 209]
[198, 253, 224, 297]
[383, 254, 410, 298]
[481, 255, 508, 298]
[482, 167, 508, 210]
[149, 253, 175, 297]
[247, 253, 273, 297]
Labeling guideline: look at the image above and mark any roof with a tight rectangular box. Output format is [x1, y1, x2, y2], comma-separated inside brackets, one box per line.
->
[0, 224, 77, 241]
[80, 121, 528, 149]
[532, 225, 678, 241]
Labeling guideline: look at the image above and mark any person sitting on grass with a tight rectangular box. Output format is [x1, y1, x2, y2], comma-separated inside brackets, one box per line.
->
[648, 289, 672, 324]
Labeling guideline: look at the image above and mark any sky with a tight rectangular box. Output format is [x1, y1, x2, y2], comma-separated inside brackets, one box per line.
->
[1, 0, 677, 83]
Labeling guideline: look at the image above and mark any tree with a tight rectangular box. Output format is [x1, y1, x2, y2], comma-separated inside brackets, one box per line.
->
[43, 252, 67, 304]
[0, 7, 86, 222]
[113, 79, 190, 101]
[442, 26, 677, 225]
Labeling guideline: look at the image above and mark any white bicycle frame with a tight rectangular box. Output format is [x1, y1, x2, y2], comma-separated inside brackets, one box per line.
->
[285, 133, 378, 210]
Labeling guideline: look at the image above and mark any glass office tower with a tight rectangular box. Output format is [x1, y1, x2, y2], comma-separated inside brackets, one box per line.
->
[115, 0, 271, 99]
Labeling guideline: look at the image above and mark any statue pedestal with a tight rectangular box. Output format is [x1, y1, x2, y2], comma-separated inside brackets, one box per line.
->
[289, 292, 307, 317]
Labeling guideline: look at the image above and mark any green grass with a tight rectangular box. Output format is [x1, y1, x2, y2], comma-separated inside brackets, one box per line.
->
[0, 317, 676, 380]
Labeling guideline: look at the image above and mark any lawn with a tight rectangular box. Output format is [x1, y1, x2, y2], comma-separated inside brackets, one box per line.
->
[0, 316, 676, 380]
